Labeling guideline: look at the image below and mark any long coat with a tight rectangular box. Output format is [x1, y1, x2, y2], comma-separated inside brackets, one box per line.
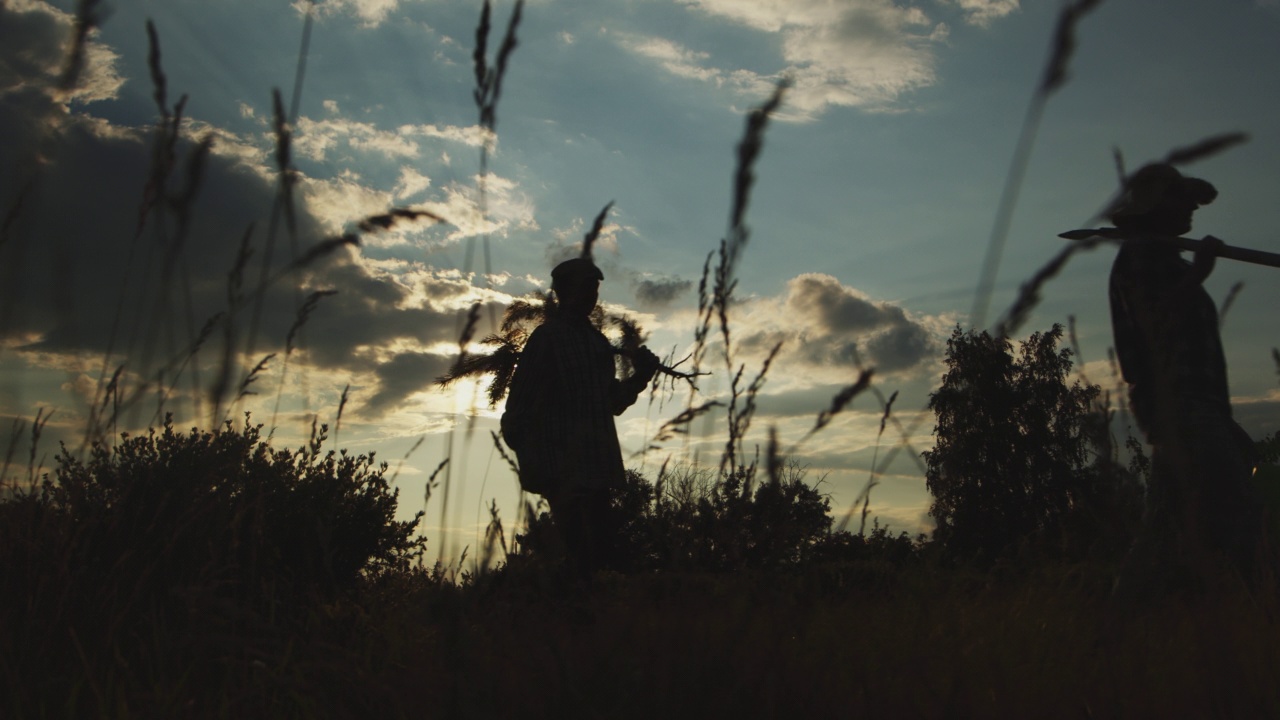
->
[500, 314, 647, 497]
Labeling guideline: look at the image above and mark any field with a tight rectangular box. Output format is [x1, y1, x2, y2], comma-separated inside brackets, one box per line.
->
[3, 1, 1280, 717]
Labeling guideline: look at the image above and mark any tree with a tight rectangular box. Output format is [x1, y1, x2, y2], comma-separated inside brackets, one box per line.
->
[924, 324, 1117, 558]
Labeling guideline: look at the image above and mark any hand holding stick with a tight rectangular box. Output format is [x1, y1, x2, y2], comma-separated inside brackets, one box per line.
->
[1059, 228, 1280, 269]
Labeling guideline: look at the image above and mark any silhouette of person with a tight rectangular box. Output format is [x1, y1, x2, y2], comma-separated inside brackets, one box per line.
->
[501, 257, 660, 576]
[1108, 163, 1264, 586]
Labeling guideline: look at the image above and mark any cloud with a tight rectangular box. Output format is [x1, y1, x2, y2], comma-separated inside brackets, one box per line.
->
[362, 350, 455, 416]
[0, 0, 124, 106]
[730, 274, 942, 381]
[616, 0, 1015, 117]
[294, 116, 490, 163]
[666, 0, 946, 115]
[294, 0, 402, 28]
[946, 0, 1020, 27]
[634, 276, 693, 309]
[394, 166, 432, 200]
[544, 215, 630, 271]
[0, 6, 525, 428]
[1232, 391, 1280, 440]
[613, 32, 776, 102]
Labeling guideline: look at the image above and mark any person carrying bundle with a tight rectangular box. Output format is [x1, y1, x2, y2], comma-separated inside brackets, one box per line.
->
[501, 257, 660, 577]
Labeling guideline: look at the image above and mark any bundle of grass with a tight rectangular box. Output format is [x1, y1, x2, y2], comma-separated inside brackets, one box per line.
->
[435, 204, 704, 407]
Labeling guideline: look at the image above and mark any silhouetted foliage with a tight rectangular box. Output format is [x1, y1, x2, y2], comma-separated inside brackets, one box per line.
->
[514, 464, 837, 572]
[924, 324, 1139, 559]
[2, 417, 424, 615]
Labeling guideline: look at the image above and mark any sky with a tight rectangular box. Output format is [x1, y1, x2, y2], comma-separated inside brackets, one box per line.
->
[2, 0, 1279, 562]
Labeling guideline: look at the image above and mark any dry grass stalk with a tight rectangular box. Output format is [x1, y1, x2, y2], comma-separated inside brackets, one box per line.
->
[284, 233, 359, 275]
[391, 435, 426, 486]
[1090, 132, 1250, 225]
[1066, 314, 1095, 387]
[645, 401, 723, 449]
[145, 21, 169, 123]
[235, 353, 275, 405]
[26, 408, 52, 485]
[473, 0, 524, 134]
[722, 341, 782, 476]
[285, 290, 336, 355]
[357, 208, 446, 233]
[272, 89, 297, 238]
[862, 390, 899, 533]
[765, 426, 782, 486]
[465, 0, 525, 346]
[288, 0, 317, 124]
[1163, 132, 1250, 167]
[490, 430, 520, 479]
[57, 0, 106, 94]
[0, 180, 31, 255]
[481, 499, 508, 570]
[1, 417, 27, 484]
[832, 388, 898, 534]
[265, 289, 336, 428]
[691, 81, 788, 380]
[994, 237, 1102, 339]
[436, 334, 522, 405]
[150, 311, 224, 425]
[970, 0, 1103, 330]
[1040, 0, 1103, 95]
[580, 201, 614, 261]
[1219, 281, 1245, 327]
[334, 383, 351, 443]
[1112, 146, 1126, 184]
[420, 457, 449, 510]
[806, 369, 874, 440]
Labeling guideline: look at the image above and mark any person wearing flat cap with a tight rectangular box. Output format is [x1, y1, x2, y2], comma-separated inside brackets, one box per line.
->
[1108, 163, 1265, 589]
[501, 257, 660, 576]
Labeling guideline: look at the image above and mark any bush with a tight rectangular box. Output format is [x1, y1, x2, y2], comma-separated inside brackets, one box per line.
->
[514, 464, 836, 573]
[0, 416, 428, 716]
[36, 416, 423, 601]
[0, 416, 426, 712]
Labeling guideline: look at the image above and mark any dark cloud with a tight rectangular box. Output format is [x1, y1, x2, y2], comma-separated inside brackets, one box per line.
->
[778, 274, 938, 375]
[0, 4, 67, 95]
[634, 276, 692, 308]
[864, 322, 934, 373]
[0, 7, 494, 421]
[788, 273, 909, 334]
[361, 351, 453, 417]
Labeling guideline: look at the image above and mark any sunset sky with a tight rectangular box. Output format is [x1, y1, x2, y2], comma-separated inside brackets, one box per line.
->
[3, 0, 1279, 561]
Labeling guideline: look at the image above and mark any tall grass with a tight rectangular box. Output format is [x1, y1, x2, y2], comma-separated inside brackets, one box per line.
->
[2, 0, 1278, 717]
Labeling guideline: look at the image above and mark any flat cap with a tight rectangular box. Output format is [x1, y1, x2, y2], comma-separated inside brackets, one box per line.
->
[551, 257, 604, 289]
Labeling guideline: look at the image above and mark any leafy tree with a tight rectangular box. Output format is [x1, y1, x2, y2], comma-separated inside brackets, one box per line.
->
[924, 324, 1127, 559]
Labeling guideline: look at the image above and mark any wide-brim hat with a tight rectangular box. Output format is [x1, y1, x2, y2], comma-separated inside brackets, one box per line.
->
[1108, 163, 1217, 224]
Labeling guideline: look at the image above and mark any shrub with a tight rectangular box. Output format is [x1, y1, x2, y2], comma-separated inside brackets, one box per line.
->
[1, 416, 425, 648]
[513, 464, 835, 573]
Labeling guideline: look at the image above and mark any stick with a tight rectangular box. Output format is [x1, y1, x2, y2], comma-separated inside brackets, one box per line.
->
[1059, 229, 1280, 269]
